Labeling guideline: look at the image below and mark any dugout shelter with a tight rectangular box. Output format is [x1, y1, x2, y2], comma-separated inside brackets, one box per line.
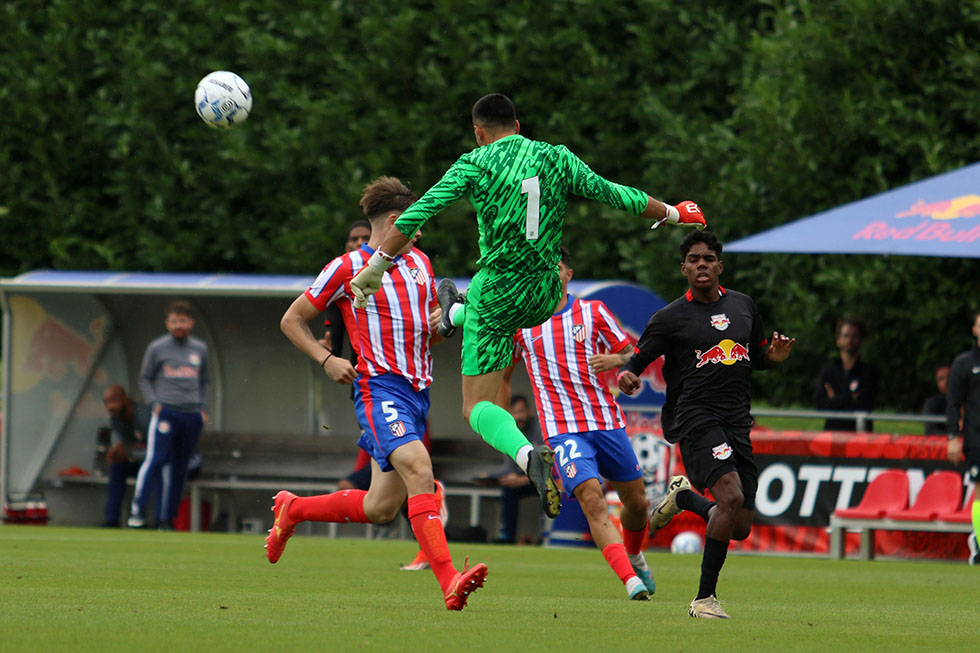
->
[0, 270, 666, 525]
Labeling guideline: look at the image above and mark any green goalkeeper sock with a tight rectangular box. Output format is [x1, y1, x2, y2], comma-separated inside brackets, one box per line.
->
[449, 303, 465, 327]
[973, 499, 980, 541]
[469, 400, 530, 462]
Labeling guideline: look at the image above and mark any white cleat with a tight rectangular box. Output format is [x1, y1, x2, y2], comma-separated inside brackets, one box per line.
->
[650, 475, 691, 533]
[689, 595, 730, 619]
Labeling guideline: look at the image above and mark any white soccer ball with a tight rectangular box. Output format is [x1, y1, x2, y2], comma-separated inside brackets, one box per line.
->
[194, 71, 252, 129]
[670, 530, 703, 554]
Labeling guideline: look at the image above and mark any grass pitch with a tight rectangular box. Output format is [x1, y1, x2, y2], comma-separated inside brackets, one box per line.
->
[1, 527, 977, 651]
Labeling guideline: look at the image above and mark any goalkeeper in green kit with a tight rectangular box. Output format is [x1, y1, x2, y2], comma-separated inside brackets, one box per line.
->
[351, 93, 706, 519]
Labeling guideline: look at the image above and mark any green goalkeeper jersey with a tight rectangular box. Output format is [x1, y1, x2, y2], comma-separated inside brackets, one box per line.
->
[394, 134, 649, 274]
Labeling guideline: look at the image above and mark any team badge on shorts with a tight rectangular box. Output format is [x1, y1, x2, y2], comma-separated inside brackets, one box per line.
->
[711, 443, 733, 460]
[572, 324, 586, 343]
[157, 420, 171, 434]
[710, 314, 730, 331]
[389, 421, 407, 437]
[564, 462, 578, 479]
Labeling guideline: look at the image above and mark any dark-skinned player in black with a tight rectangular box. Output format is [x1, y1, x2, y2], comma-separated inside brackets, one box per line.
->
[618, 230, 795, 619]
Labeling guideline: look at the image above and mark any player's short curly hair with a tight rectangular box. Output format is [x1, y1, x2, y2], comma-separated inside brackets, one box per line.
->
[359, 177, 417, 221]
[680, 230, 723, 260]
[472, 93, 517, 129]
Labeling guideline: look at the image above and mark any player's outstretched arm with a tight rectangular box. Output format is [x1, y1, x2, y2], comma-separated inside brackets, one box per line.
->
[642, 197, 706, 230]
[763, 331, 796, 366]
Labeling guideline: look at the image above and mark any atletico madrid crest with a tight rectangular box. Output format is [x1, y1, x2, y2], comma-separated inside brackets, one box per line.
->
[389, 421, 407, 437]
[572, 324, 586, 343]
[408, 267, 426, 286]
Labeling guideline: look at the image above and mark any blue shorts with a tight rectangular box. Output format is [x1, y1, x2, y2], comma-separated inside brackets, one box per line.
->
[354, 374, 429, 473]
[547, 428, 642, 495]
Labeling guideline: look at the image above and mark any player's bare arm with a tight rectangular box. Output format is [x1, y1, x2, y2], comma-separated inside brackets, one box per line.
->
[428, 304, 445, 346]
[763, 331, 796, 366]
[589, 345, 635, 374]
[280, 295, 356, 384]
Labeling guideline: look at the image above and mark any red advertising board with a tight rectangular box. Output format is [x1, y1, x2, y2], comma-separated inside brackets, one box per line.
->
[627, 417, 974, 559]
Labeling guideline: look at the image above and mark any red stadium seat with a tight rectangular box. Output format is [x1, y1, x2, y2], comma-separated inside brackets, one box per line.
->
[887, 471, 963, 522]
[937, 487, 975, 523]
[834, 470, 909, 520]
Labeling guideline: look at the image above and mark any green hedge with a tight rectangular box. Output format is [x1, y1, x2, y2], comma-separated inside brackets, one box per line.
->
[2, 0, 978, 410]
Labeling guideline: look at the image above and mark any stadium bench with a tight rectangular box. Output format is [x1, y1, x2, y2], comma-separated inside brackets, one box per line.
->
[54, 432, 508, 535]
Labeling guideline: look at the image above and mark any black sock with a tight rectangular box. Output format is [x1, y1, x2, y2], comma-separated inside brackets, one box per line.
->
[696, 536, 729, 599]
[676, 489, 716, 523]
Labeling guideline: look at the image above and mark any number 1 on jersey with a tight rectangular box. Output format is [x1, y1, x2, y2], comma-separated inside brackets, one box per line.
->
[521, 175, 540, 241]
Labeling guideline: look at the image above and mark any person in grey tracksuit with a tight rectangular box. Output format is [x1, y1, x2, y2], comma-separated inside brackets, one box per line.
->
[129, 300, 210, 529]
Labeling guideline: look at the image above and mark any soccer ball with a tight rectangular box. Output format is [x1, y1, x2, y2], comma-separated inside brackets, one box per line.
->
[670, 530, 703, 554]
[194, 71, 252, 129]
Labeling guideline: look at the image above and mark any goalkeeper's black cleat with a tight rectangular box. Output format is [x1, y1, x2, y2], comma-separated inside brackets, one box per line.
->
[527, 445, 562, 519]
[437, 278, 463, 338]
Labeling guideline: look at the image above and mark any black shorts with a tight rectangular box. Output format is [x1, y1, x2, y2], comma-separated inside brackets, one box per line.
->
[678, 426, 758, 511]
[966, 447, 980, 483]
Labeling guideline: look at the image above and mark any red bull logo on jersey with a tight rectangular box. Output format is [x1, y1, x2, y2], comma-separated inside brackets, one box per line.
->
[709, 313, 730, 331]
[695, 339, 750, 368]
[572, 324, 586, 343]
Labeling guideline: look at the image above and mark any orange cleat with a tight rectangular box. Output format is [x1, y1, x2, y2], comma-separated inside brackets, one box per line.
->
[443, 557, 488, 611]
[265, 490, 298, 564]
[400, 549, 430, 571]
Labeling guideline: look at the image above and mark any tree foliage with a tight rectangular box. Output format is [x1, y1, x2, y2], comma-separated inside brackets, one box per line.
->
[1, 0, 978, 410]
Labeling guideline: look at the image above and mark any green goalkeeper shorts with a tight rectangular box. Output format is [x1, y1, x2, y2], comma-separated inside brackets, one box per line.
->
[460, 266, 562, 376]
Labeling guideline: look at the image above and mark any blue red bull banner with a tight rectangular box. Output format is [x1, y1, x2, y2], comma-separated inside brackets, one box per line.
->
[727, 161, 980, 258]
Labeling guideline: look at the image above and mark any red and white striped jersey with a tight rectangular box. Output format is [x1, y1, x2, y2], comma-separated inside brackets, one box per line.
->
[514, 296, 631, 440]
[305, 245, 437, 391]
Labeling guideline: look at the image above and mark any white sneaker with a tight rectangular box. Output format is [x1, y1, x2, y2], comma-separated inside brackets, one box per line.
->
[127, 514, 146, 529]
[689, 595, 730, 619]
[626, 576, 650, 601]
[968, 533, 979, 566]
[650, 475, 691, 532]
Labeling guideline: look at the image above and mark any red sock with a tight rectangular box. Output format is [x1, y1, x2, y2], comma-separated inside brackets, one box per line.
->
[408, 493, 456, 590]
[601, 542, 636, 585]
[622, 523, 647, 555]
[288, 490, 369, 523]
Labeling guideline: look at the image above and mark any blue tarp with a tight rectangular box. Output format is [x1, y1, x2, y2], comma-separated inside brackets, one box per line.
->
[726, 162, 980, 257]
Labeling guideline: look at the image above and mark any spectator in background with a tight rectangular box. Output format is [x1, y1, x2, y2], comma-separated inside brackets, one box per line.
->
[922, 364, 951, 435]
[946, 308, 980, 565]
[100, 385, 158, 527]
[814, 317, 879, 431]
[476, 395, 543, 545]
[128, 300, 210, 530]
